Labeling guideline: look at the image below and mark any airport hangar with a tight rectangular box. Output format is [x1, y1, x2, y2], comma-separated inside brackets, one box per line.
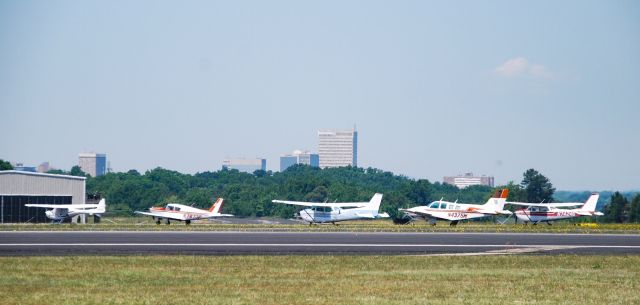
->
[0, 170, 89, 223]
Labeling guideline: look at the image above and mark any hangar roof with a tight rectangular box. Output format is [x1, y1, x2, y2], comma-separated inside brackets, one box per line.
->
[0, 170, 86, 181]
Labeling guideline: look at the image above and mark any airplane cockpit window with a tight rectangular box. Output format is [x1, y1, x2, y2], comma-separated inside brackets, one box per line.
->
[539, 206, 549, 212]
[428, 202, 439, 209]
[174, 207, 180, 212]
[167, 205, 173, 211]
[439, 202, 447, 209]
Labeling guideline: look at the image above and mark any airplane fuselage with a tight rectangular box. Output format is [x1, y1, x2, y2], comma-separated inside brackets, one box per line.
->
[44, 207, 102, 221]
[404, 202, 494, 222]
[298, 206, 385, 223]
[515, 208, 593, 223]
[148, 204, 217, 221]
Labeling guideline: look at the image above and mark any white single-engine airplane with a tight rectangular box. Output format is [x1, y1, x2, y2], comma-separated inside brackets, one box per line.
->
[272, 193, 389, 224]
[135, 198, 232, 225]
[25, 199, 106, 223]
[400, 189, 511, 226]
[508, 193, 602, 225]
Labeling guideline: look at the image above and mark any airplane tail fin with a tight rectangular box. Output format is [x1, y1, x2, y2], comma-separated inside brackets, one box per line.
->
[367, 193, 384, 212]
[208, 198, 224, 214]
[484, 189, 509, 214]
[579, 193, 599, 213]
[95, 199, 106, 214]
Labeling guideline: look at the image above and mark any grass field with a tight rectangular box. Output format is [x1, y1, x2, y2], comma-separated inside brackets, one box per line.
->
[2, 217, 640, 234]
[0, 255, 638, 304]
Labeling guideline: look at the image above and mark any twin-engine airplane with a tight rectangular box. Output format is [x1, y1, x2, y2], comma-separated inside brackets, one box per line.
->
[400, 189, 511, 226]
[135, 198, 233, 225]
[272, 193, 389, 224]
[508, 193, 602, 225]
[25, 199, 106, 223]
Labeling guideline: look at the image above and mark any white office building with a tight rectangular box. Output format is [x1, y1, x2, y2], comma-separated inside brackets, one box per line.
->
[222, 158, 266, 173]
[78, 153, 107, 177]
[443, 173, 495, 189]
[280, 150, 319, 171]
[317, 129, 358, 168]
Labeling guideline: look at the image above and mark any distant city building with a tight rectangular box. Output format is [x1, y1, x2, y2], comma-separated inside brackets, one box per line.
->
[78, 153, 107, 177]
[222, 158, 266, 173]
[280, 150, 320, 171]
[37, 162, 51, 173]
[12, 163, 36, 173]
[443, 173, 494, 189]
[317, 128, 358, 168]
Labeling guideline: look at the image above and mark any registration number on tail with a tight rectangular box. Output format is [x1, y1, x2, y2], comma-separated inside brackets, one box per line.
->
[448, 212, 467, 218]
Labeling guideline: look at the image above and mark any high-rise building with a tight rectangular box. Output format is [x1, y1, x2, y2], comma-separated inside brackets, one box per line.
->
[222, 158, 266, 173]
[443, 173, 494, 189]
[280, 150, 320, 171]
[317, 129, 358, 168]
[78, 153, 107, 177]
[37, 162, 51, 173]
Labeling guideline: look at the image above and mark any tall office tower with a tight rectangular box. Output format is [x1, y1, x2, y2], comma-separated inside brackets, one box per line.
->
[37, 162, 51, 173]
[78, 153, 107, 177]
[280, 150, 320, 171]
[222, 158, 267, 173]
[317, 128, 357, 168]
[443, 172, 495, 189]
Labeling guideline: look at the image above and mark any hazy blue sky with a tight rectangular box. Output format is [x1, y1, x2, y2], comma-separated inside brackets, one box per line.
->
[1, 0, 638, 190]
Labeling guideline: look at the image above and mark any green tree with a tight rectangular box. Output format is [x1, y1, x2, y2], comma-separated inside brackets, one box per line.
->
[70, 166, 87, 177]
[604, 192, 629, 223]
[0, 159, 13, 170]
[629, 194, 640, 223]
[521, 169, 555, 203]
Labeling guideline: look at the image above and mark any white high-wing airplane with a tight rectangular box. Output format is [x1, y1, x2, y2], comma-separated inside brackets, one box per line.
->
[400, 189, 511, 226]
[507, 193, 602, 225]
[272, 193, 389, 224]
[25, 199, 106, 223]
[135, 198, 232, 225]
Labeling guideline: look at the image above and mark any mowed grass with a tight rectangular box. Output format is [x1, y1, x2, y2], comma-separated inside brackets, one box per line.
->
[0, 255, 638, 305]
[2, 218, 640, 234]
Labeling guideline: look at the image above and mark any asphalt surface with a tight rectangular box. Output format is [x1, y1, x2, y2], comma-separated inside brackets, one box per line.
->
[1, 231, 639, 256]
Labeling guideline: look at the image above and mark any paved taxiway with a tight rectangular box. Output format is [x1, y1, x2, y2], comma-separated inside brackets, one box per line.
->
[1, 231, 639, 255]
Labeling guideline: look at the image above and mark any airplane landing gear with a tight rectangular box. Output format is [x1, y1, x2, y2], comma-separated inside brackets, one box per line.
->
[185, 220, 191, 225]
[166, 219, 171, 225]
[156, 219, 161, 225]
[449, 220, 459, 227]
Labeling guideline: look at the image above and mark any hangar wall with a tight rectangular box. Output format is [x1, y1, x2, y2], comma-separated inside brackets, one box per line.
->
[0, 171, 86, 223]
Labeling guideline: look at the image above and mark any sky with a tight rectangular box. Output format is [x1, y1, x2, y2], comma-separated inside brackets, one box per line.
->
[0, 0, 638, 191]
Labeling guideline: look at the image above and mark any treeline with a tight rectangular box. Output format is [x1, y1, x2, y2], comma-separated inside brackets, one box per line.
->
[85, 165, 497, 218]
[2, 158, 638, 222]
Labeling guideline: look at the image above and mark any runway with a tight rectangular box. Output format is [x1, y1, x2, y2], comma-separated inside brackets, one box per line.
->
[1, 231, 639, 255]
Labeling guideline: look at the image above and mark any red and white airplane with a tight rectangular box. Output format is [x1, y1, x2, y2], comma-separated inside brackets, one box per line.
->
[135, 198, 232, 225]
[400, 189, 511, 226]
[508, 193, 602, 225]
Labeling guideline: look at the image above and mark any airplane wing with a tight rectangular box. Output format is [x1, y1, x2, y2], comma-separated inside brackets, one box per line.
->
[25, 204, 99, 209]
[134, 211, 188, 221]
[506, 201, 583, 208]
[271, 200, 366, 208]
